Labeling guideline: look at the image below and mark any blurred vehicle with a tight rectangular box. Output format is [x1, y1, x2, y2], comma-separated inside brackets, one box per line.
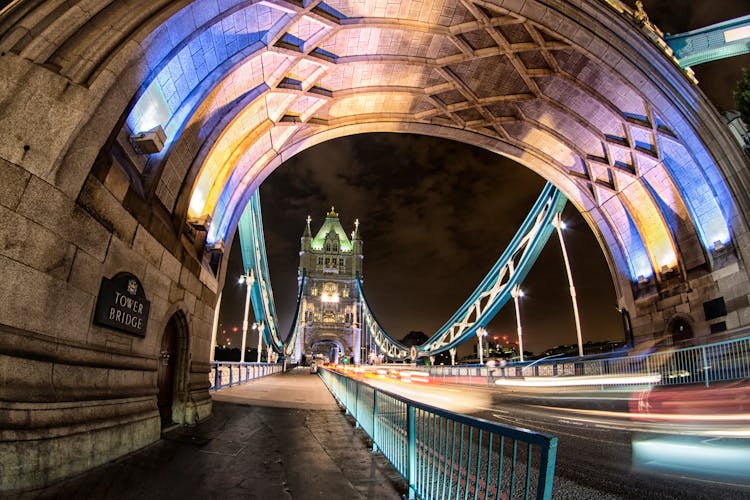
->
[310, 362, 318, 374]
[630, 380, 750, 422]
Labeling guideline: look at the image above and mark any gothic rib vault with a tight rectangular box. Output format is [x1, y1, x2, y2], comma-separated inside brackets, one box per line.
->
[1, 0, 750, 491]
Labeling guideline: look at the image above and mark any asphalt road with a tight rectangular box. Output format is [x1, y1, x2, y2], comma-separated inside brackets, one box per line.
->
[477, 391, 750, 499]
[360, 373, 750, 499]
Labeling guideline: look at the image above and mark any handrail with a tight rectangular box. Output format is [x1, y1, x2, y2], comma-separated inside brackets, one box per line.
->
[428, 334, 750, 388]
[209, 361, 282, 391]
[319, 367, 557, 499]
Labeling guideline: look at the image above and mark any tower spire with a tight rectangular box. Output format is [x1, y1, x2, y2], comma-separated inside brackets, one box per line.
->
[304, 215, 312, 237]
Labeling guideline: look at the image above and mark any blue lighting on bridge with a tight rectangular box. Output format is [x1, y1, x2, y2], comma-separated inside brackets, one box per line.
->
[658, 137, 732, 251]
[621, 210, 654, 282]
[125, 4, 281, 142]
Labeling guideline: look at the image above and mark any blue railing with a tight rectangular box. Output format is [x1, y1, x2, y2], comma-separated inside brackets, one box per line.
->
[209, 362, 282, 391]
[319, 368, 558, 499]
[427, 335, 750, 388]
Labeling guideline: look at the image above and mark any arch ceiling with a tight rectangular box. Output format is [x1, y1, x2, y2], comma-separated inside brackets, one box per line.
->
[1, 0, 743, 300]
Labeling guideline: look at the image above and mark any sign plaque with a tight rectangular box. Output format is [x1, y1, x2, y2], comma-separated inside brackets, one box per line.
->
[94, 273, 150, 337]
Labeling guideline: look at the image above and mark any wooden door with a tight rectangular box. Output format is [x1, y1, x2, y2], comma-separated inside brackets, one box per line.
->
[157, 317, 178, 426]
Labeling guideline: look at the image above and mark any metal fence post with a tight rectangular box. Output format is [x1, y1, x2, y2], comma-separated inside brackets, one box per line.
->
[372, 390, 379, 453]
[701, 348, 710, 387]
[407, 404, 416, 499]
[538, 436, 558, 500]
[354, 381, 360, 427]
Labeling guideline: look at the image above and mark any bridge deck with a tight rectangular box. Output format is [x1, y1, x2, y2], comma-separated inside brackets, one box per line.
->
[22, 369, 405, 499]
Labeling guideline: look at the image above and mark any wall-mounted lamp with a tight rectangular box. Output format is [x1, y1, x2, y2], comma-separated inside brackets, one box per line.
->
[130, 125, 166, 154]
[206, 240, 225, 254]
[187, 214, 211, 232]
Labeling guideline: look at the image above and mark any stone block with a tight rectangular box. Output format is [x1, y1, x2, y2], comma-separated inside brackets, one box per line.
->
[0, 55, 91, 183]
[180, 265, 203, 297]
[169, 280, 186, 303]
[738, 306, 750, 327]
[0, 158, 30, 210]
[133, 225, 165, 269]
[711, 261, 740, 281]
[17, 175, 111, 261]
[143, 262, 172, 302]
[0, 407, 159, 490]
[115, 127, 148, 175]
[0, 255, 95, 344]
[724, 311, 739, 330]
[0, 354, 54, 402]
[86, 327, 135, 353]
[0, 204, 76, 281]
[103, 236, 148, 283]
[657, 293, 686, 310]
[199, 263, 219, 293]
[145, 295, 169, 340]
[103, 160, 131, 202]
[160, 250, 182, 282]
[68, 248, 104, 296]
[675, 302, 690, 314]
[78, 176, 138, 245]
[184, 291, 197, 314]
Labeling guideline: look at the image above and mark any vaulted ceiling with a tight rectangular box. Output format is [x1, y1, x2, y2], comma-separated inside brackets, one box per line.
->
[1, 0, 745, 302]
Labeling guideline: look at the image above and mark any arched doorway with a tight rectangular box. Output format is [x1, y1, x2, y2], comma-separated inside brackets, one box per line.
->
[311, 339, 345, 364]
[668, 316, 694, 344]
[157, 316, 179, 426]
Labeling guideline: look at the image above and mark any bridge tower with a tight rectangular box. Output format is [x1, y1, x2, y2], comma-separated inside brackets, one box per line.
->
[296, 208, 363, 364]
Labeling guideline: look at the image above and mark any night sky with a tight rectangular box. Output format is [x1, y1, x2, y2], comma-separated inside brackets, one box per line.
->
[217, 0, 750, 357]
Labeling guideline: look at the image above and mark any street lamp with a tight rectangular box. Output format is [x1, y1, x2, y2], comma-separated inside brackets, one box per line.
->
[476, 327, 488, 365]
[511, 285, 525, 362]
[238, 270, 254, 363]
[553, 213, 584, 357]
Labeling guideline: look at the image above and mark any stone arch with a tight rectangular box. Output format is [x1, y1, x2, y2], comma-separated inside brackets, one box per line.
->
[2, 0, 750, 490]
[665, 313, 695, 345]
[159, 305, 207, 426]
[309, 337, 347, 363]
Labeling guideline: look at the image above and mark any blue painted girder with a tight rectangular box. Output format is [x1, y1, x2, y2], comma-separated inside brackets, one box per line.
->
[358, 183, 567, 359]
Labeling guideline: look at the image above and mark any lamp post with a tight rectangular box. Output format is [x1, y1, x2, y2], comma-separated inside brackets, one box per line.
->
[476, 327, 488, 365]
[255, 321, 264, 363]
[511, 285, 525, 362]
[210, 291, 222, 362]
[449, 348, 456, 366]
[238, 271, 254, 363]
[553, 214, 584, 357]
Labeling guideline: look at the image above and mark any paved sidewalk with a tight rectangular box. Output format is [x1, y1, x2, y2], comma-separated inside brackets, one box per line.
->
[19, 369, 406, 500]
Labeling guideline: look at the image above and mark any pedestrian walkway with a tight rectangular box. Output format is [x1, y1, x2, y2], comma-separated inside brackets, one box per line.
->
[19, 369, 406, 500]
